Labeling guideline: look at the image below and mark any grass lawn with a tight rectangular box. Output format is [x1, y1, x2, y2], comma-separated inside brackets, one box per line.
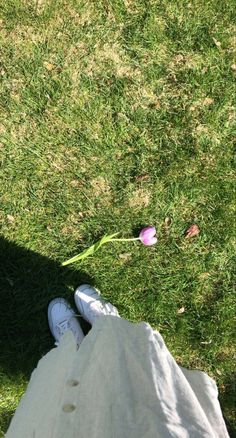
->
[0, 0, 235, 435]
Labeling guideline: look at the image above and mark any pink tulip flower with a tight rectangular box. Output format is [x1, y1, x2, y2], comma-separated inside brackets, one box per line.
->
[139, 226, 157, 246]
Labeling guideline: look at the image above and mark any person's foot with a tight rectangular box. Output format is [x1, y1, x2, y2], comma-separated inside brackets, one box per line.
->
[48, 298, 85, 347]
[74, 284, 120, 325]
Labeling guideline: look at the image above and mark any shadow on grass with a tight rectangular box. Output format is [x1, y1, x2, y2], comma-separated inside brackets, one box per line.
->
[0, 237, 235, 437]
[219, 374, 236, 438]
[0, 236, 92, 377]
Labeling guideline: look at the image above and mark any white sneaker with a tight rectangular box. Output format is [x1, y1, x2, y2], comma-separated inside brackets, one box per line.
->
[74, 284, 120, 325]
[48, 298, 85, 347]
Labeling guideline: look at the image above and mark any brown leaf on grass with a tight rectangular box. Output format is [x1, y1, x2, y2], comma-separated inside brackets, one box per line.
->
[185, 224, 200, 238]
[164, 217, 172, 228]
[219, 384, 225, 392]
[43, 61, 55, 71]
[212, 37, 221, 48]
[177, 307, 185, 314]
[231, 64, 236, 71]
[135, 174, 150, 182]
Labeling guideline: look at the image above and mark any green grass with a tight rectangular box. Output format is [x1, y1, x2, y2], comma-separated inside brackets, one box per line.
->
[0, 0, 235, 435]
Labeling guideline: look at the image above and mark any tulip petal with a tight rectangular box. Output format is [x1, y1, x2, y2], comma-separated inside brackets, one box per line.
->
[139, 226, 157, 246]
[143, 236, 157, 246]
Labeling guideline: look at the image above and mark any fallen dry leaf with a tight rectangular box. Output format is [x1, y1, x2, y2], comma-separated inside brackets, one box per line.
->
[43, 61, 55, 71]
[219, 385, 226, 394]
[177, 307, 185, 314]
[185, 224, 200, 238]
[212, 37, 221, 48]
[164, 217, 172, 228]
[7, 214, 15, 223]
[216, 369, 222, 376]
[135, 174, 150, 182]
[231, 64, 236, 71]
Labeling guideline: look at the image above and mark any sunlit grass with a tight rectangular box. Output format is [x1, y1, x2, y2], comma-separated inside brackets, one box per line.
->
[0, 0, 235, 434]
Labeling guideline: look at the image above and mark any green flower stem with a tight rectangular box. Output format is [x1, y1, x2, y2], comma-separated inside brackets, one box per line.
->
[110, 237, 140, 242]
[62, 234, 140, 267]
